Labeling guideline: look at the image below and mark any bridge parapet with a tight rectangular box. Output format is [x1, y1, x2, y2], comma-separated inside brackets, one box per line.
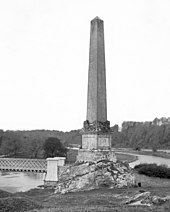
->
[0, 158, 47, 172]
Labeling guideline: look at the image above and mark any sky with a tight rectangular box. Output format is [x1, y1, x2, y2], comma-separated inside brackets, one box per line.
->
[0, 0, 170, 131]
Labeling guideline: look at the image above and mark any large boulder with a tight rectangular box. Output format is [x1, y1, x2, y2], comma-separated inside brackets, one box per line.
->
[55, 160, 135, 194]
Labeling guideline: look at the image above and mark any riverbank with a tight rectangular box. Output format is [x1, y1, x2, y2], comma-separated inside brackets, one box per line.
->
[115, 148, 170, 160]
[115, 152, 137, 163]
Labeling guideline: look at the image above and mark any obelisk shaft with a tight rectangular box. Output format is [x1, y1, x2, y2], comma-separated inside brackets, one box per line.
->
[86, 17, 107, 123]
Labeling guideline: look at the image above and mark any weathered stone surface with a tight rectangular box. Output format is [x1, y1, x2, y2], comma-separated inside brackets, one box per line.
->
[83, 120, 110, 133]
[76, 149, 116, 163]
[125, 192, 151, 205]
[55, 160, 135, 194]
[80, 17, 112, 152]
[81, 134, 112, 150]
[87, 17, 107, 124]
[125, 191, 170, 206]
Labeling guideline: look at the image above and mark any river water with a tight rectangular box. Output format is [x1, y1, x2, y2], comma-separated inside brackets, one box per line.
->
[0, 171, 44, 193]
[127, 153, 170, 168]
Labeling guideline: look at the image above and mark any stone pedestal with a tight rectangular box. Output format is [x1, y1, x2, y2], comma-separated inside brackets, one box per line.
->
[76, 149, 116, 163]
[82, 133, 111, 150]
[44, 157, 65, 186]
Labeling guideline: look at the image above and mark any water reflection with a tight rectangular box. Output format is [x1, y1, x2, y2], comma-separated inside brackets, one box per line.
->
[0, 171, 44, 193]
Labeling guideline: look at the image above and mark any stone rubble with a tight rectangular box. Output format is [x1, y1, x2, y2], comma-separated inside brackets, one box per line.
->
[55, 159, 135, 194]
[125, 191, 170, 206]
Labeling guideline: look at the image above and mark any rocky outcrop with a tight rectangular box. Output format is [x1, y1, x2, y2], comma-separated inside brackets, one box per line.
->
[55, 160, 135, 194]
[125, 191, 170, 206]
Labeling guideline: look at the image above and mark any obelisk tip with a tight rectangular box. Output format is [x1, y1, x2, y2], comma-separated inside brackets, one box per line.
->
[92, 16, 103, 21]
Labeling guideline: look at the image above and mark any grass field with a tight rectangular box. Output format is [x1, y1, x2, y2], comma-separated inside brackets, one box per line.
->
[19, 185, 170, 212]
[1, 172, 170, 212]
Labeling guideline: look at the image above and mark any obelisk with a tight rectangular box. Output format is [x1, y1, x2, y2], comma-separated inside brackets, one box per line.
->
[86, 16, 107, 123]
[82, 17, 111, 150]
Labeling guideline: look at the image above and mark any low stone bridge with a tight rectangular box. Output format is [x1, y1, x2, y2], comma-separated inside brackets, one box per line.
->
[0, 158, 47, 173]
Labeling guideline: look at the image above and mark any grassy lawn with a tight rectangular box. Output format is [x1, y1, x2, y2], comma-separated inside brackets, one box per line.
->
[114, 148, 170, 159]
[1, 173, 170, 212]
[22, 186, 170, 212]
[115, 152, 137, 163]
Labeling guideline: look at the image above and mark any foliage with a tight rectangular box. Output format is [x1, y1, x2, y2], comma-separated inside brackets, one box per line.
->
[0, 139, 22, 156]
[1, 117, 170, 159]
[43, 137, 67, 158]
[133, 146, 141, 151]
[134, 163, 170, 179]
[111, 121, 170, 149]
[0, 130, 80, 159]
[152, 146, 158, 152]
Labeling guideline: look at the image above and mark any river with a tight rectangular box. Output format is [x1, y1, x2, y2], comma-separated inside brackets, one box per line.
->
[0, 171, 44, 193]
[126, 152, 170, 168]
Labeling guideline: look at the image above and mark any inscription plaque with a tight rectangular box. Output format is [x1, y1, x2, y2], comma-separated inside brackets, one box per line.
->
[98, 137, 110, 147]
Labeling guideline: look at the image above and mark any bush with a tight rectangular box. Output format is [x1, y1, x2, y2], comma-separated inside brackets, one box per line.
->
[134, 163, 170, 179]
[133, 146, 141, 151]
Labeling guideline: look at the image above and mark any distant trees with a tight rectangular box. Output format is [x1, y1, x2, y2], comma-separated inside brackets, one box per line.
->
[43, 137, 67, 158]
[111, 122, 170, 149]
[22, 138, 44, 159]
[0, 130, 76, 159]
[0, 139, 22, 156]
[1, 120, 170, 159]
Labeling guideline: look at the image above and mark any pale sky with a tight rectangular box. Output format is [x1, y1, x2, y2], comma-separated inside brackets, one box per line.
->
[0, 0, 170, 131]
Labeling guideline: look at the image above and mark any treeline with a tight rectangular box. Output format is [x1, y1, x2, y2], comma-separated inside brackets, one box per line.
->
[0, 129, 81, 158]
[1, 118, 170, 159]
[112, 123, 170, 150]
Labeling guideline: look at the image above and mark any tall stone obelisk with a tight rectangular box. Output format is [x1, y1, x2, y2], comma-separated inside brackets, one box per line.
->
[82, 17, 111, 150]
[87, 16, 107, 123]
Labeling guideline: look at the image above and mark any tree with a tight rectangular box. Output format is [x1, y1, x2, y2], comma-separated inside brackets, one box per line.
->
[22, 138, 43, 159]
[43, 137, 67, 158]
[0, 139, 21, 156]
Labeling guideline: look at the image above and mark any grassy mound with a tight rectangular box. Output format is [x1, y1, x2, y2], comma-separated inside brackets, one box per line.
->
[0, 190, 13, 198]
[134, 164, 170, 179]
[0, 196, 42, 212]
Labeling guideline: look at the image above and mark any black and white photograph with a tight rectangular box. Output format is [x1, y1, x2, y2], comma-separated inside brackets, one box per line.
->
[0, 0, 170, 211]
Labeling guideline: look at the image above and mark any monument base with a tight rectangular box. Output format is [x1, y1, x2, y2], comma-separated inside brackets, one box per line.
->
[82, 133, 112, 150]
[76, 149, 117, 163]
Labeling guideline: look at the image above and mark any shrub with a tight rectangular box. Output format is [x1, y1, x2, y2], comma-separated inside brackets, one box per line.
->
[134, 163, 170, 179]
